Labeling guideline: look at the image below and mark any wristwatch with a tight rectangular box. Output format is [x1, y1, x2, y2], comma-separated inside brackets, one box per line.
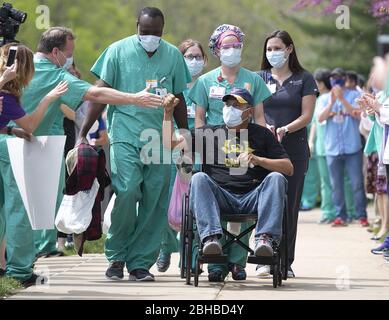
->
[6, 126, 13, 136]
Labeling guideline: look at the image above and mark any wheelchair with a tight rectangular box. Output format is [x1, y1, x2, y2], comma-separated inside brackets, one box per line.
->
[180, 176, 288, 288]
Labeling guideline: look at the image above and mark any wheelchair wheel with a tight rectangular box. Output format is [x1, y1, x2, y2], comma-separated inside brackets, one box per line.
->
[273, 264, 279, 288]
[186, 208, 194, 285]
[180, 194, 188, 279]
[194, 259, 200, 287]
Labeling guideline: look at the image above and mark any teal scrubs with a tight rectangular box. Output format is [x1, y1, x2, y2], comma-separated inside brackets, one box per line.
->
[91, 35, 191, 272]
[189, 66, 271, 275]
[300, 123, 320, 209]
[0, 55, 91, 280]
[34, 113, 66, 255]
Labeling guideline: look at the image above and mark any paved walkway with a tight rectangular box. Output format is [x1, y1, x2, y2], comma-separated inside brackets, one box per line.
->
[8, 208, 389, 300]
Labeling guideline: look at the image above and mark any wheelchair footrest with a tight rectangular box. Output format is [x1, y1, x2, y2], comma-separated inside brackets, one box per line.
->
[247, 255, 278, 265]
[198, 254, 228, 264]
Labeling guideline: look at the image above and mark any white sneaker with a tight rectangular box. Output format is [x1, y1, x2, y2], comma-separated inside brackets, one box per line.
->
[255, 264, 271, 277]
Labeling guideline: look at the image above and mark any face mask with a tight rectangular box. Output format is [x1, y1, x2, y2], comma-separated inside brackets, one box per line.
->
[185, 58, 204, 78]
[59, 51, 73, 70]
[266, 50, 288, 69]
[223, 105, 250, 127]
[55, 51, 73, 70]
[330, 78, 345, 87]
[138, 35, 161, 52]
[220, 48, 242, 68]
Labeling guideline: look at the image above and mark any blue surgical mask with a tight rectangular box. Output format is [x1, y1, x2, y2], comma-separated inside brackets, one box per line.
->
[330, 78, 345, 87]
[138, 35, 161, 52]
[223, 105, 250, 127]
[220, 48, 242, 68]
[59, 51, 73, 70]
[266, 50, 288, 69]
[185, 58, 204, 78]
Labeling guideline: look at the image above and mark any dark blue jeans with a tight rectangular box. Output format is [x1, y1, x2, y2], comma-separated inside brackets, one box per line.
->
[326, 151, 367, 221]
[189, 172, 287, 244]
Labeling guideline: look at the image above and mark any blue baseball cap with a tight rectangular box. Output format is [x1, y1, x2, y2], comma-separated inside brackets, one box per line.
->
[222, 88, 254, 106]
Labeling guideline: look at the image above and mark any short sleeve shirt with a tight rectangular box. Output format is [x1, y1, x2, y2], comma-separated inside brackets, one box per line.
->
[259, 70, 318, 161]
[91, 35, 191, 147]
[189, 67, 271, 125]
[0, 93, 26, 129]
[317, 89, 362, 156]
[185, 123, 289, 194]
[0, 55, 92, 162]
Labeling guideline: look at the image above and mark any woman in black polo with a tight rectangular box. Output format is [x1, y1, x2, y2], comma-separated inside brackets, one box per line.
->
[257, 30, 318, 278]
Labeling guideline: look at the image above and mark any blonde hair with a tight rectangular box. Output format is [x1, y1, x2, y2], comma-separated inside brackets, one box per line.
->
[0, 43, 35, 101]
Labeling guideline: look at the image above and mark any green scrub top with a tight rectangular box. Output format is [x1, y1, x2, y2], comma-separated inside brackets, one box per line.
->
[50, 113, 65, 135]
[188, 67, 271, 125]
[0, 56, 92, 162]
[364, 92, 387, 156]
[91, 35, 191, 148]
[314, 93, 329, 157]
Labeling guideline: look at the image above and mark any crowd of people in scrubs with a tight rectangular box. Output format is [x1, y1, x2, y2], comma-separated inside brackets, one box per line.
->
[0, 5, 388, 287]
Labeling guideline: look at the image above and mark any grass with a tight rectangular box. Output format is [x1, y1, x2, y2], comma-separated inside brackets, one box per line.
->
[63, 235, 106, 256]
[0, 277, 22, 299]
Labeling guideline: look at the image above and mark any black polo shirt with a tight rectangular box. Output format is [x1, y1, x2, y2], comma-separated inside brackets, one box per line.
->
[258, 69, 318, 161]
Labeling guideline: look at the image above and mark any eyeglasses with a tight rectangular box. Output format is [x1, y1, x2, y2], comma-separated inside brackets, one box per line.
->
[220, 43, 243, 50]
[184, 54, 203, 61]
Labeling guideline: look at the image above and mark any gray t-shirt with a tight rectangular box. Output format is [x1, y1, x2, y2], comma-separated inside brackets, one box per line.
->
[258, 70, 318, 161]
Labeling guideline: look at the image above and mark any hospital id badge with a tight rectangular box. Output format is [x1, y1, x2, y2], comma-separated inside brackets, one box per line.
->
[267, 83, 277, 94]
[333, 114, 344, 124]
[156, 88, 168, 97]
[209, 86, 226, 99]
[146, 80, 158, 89]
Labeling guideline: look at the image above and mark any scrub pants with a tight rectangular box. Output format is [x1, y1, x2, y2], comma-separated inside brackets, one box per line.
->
[106, 142, 171, 272]
[0, 158, 35, 281]
[300, 155, 320, 209]
[34, 161, 65, 255]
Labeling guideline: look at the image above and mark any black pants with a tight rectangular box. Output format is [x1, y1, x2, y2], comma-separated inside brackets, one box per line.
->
[284, 159, 309, 268]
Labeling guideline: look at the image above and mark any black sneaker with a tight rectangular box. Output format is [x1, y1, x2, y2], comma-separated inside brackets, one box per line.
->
[228, 263, 247, 281]
[208, 269, 226, 282]
[21, 273, 48, 288]
[156, 252, 171, 273]
[105, 261, 125, 280]
[129, 269, 155, 282]
[0, 268, 5, 277]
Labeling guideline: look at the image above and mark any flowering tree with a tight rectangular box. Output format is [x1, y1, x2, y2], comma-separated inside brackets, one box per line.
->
[293, 0, 389, 23]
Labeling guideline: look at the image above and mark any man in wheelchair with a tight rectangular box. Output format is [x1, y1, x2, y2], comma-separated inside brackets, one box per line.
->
[162, 88, 294, 281]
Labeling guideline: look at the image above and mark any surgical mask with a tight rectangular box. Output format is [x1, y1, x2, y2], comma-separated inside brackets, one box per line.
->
[223, 105, 248, 127]
[185, 58, 204, 77]
[138, 35, 161, 52]
[220, 48, 242, 68]
[266, 50, 288, 69]
[57, 51, 73, 70]
[330, 78, 345, 87]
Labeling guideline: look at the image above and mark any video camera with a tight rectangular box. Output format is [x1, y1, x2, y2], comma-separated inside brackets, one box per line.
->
[0, 2, 27, 46]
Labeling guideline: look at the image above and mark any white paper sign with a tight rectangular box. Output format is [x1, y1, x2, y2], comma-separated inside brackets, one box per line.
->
[7, 136, 66, 230]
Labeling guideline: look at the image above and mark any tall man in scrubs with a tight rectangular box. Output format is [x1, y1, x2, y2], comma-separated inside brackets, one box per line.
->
[0, 27, 163, 286]
[79, 7, 191, 281]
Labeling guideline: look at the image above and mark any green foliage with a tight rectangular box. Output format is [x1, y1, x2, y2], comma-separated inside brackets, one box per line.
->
[63, 235, 106, 256]
[0, 277, 22, 299]
[8, 0, 386, 83]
